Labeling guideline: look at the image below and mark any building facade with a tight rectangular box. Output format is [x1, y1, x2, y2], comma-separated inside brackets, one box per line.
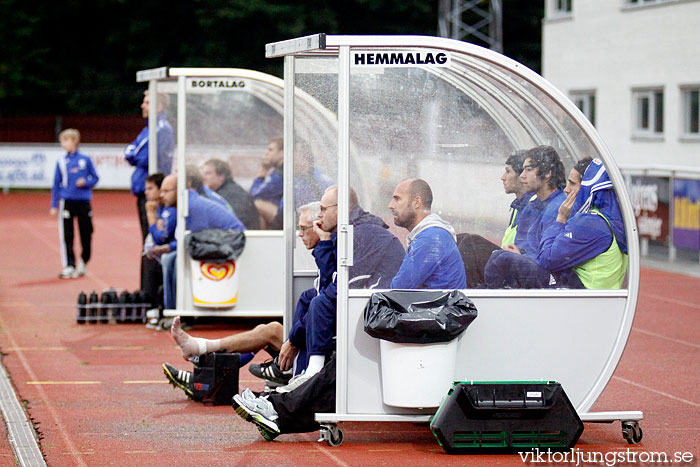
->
[542, 0, 700, 168]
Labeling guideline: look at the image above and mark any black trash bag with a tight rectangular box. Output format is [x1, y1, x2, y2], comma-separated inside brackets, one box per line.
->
[185, 228, 246, 262]
[363, 290, 478, 344]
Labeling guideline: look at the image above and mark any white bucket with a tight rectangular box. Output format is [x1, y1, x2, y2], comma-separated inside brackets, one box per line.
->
[190, 259, 239, 308]
[379, 339, 458, 408]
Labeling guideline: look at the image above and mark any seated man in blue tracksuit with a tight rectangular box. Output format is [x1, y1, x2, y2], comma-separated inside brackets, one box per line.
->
[484, 145, 567, 288]
[249, 137, 285, 229]
[141, 173, 175, 306]
[535, 158, 628, 289]
[389, 178, 467, 290]
[273, 185, 405, 393]
[149, 174, 245, 311]
[501, 150, 535, 248]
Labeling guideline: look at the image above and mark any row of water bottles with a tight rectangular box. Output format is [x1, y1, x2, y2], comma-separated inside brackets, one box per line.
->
[76, 289, 150, 324]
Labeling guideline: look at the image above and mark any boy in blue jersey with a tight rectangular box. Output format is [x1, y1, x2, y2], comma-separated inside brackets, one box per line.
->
[50, 129, 99, 279]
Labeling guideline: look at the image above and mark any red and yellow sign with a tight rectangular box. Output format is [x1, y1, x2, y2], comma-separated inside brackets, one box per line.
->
[200, 261, 236, 282]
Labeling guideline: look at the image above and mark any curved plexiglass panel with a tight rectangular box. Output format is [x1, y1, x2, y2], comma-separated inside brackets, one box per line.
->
[341, 47, 627, 291]
[183, 77, 284, 230]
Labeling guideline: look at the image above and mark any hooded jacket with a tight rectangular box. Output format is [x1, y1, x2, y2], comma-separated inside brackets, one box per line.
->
[391, 213, 467, 289]
[536, 159, 628, 288]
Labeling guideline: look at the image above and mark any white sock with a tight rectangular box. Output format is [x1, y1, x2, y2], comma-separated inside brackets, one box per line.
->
[304, 355, 325, 377]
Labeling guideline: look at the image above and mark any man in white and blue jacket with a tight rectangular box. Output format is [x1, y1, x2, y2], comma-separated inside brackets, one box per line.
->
[50, 129, 99, 279]
[124, 91, 174, 241]
[389, 178, 467, 290]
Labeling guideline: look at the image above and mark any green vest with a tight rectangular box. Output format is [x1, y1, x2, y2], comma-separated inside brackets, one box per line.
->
[574, 209, 628, 289]
[501, 194, 536, 248]
[501, 210, 518, 248]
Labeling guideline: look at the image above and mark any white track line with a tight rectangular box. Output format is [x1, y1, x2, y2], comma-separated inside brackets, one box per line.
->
[0, 311, 86, 466]
[313, 441, 352, 466]
[633, 328, 700, 349]
[640, 292, 700, 310]
[613, 376, 700, 408]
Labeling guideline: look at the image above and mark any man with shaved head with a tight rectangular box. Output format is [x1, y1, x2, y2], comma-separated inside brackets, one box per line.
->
[388, 178, 466, 289]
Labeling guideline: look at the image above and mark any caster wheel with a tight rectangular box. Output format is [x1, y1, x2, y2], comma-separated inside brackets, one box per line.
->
[327, 427, 344, 447]
[319, 424, 344, 447]
[622, 421, 642, 444]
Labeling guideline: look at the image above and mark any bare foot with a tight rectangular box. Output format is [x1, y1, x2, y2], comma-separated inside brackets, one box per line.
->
[170, 316, 201, 360]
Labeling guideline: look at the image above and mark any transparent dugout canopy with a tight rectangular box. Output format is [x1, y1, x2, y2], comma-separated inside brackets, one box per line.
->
[267, 35, 641, 417]
[270, 35, 639, 293]
[136, 67, 339, 315]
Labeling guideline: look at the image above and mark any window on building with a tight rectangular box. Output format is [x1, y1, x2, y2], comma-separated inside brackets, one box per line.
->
[571, 91, 596, 126]
[557, 0, 572, 12]
[548, 0, 572, 18]
[682, 87, 700, 136]
[624, 0, 675, 7]
[632, 89, 664, 137]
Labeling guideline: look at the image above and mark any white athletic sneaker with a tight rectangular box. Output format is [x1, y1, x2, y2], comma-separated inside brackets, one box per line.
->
[76, 259, 86, 276]
[59, 266, 77, 279]
[232, 390, 280, 441]
[276, 372, 314, 394]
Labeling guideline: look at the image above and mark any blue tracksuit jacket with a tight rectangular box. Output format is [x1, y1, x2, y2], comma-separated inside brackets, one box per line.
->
[391, 226, 466, 289]
[536, 214, 613, 272]
[149, 206, 177, 246]
[514, 189, 565, 259]
[124, 114, 174, 195]
[51, 151, 99, 208]
[168, 189, 245, 251]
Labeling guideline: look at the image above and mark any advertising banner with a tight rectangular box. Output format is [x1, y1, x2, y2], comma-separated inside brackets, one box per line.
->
[673, 178, 700, 251]
[628, 176, 669, 243]
[0, 144, 134, 189]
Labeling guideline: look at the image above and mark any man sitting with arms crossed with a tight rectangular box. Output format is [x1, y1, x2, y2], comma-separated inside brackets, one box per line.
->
[231, 179, 464, 441]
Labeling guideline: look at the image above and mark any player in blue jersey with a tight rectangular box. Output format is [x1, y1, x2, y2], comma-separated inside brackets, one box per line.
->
[50, 129, 99, 279]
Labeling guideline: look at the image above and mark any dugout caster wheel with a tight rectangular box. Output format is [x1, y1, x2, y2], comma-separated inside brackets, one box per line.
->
[76, 292, 87, 325]
[621, 421, 642, 444]
[319, 424, 344, 447]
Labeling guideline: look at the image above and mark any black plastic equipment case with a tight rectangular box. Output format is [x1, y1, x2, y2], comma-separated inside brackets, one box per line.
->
[192, 352, 241, 406]
[430, 381, 583, 453]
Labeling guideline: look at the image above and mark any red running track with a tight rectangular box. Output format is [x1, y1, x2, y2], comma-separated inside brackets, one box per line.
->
[0, 192, 698, 466]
